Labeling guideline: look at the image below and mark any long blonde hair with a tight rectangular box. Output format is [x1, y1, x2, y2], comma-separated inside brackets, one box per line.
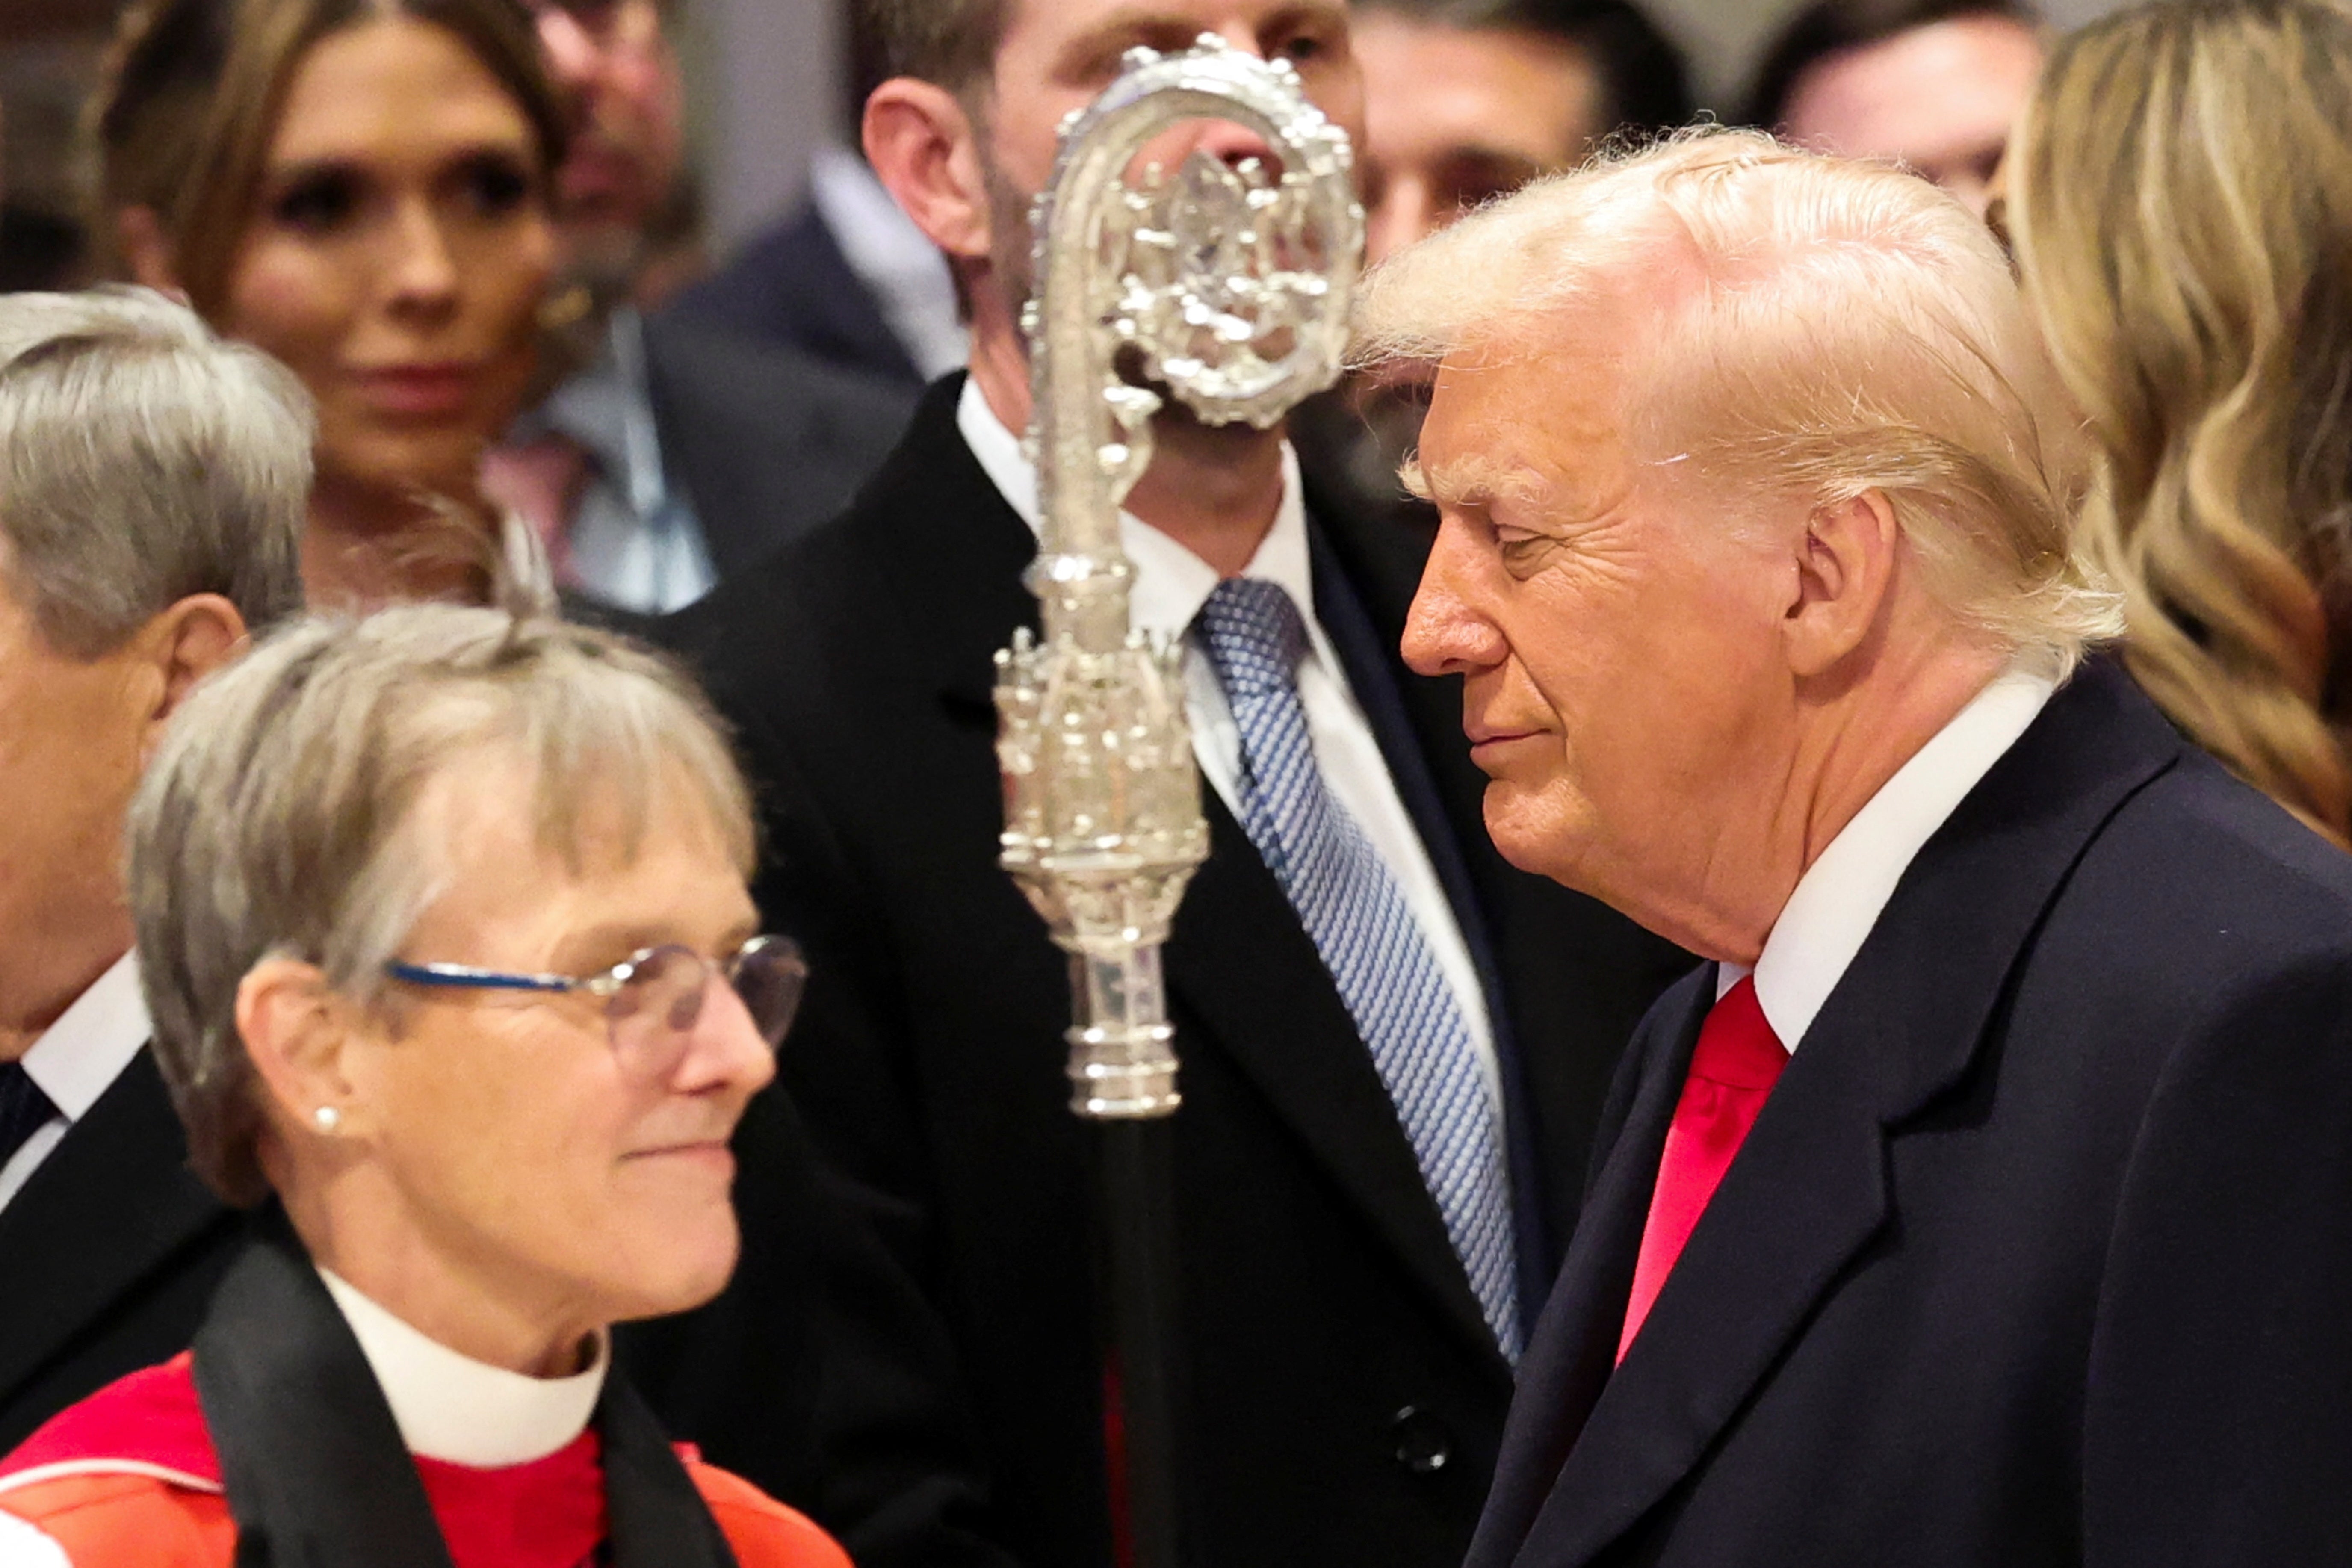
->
[2009, 0, 2352, 839]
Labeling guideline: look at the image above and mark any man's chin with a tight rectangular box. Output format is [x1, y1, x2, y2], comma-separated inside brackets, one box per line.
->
[1481, 786, 1548, 871]
[1480, 785, 1591, 886]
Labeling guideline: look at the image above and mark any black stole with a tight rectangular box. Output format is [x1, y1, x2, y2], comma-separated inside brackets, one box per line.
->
[191, 1214, 741, 1568]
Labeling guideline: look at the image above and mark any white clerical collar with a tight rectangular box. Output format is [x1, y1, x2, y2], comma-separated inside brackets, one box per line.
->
[19, 951, 149, 1123]
[954, 374, 1319, 643]
[1718, 665, 2058, 1053]
[317, 1268, 607, 1468]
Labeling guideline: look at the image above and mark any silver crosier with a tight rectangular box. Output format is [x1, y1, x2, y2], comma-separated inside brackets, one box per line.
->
[993, 36, 1365, 1121]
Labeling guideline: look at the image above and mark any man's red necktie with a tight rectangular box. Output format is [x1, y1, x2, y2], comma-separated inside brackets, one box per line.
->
[1617, 975, 1786, 1362]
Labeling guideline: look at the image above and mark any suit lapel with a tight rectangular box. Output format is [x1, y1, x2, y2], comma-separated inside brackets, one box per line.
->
[0, 1048, 234, 1411]
[1167, 793, 1504, 1360]
[878, 378, 1046, 718]
[1464, 975, 1710, 1568]
[1308, 520, 1557, 1321]
[1509, 662, 2185, 1568]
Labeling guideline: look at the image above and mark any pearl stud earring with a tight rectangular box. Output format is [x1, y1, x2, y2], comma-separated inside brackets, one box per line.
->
[313, 1106, 340, 1132]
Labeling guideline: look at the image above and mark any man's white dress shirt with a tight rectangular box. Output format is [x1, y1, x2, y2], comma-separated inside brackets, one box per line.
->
[957, 379, 1500, 1104]
[319, 1270, 607, 1466]
[0, 953, 150, 1214]
[1722, 668, 2057, 1052]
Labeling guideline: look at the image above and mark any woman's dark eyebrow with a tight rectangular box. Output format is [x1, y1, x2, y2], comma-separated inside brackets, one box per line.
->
[259, 155, 363, 188]
[262, 131, 535, 183]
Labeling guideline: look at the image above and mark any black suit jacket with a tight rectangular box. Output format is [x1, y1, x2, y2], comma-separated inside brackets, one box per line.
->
[1472, 660, 2352, 1568]
[668, 204, 928, 394]
[0, 1048, 247, 1455]
[636, 309, 915, 586]
[659, 378, 1690, 1568]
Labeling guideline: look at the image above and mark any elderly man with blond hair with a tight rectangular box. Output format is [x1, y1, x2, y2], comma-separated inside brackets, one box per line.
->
[1359, 129, 2352, 1567]
[0, 288, 310, 1454]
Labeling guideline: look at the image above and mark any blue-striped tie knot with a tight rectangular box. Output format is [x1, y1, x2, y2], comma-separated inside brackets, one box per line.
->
[1196, 578, 1309, 699]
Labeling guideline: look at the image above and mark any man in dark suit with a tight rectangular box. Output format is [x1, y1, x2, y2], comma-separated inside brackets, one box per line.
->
[658, 3, 1689, 1566]
[1362, 128, 2352, 1565]
[489, 0, 914, 617]
[0, 290, 311, 1453]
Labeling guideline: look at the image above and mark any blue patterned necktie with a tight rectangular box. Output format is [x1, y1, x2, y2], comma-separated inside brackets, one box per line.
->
[1194, 577, 1523, 1361]
[0, 1060, 59, 1171]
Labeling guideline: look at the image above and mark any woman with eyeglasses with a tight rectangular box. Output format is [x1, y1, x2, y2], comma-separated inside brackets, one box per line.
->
[0, 606, 841, 1568]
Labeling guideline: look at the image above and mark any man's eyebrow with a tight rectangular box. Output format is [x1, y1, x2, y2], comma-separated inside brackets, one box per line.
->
[1055, 7, 1211, 73]
[1403, 453, 1547, 509]
[1056, 0, 1350, 74]
[1442, 146, 1555, 186]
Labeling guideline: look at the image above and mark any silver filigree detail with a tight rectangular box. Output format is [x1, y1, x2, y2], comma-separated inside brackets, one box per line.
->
[995, 36, 1362, 1118]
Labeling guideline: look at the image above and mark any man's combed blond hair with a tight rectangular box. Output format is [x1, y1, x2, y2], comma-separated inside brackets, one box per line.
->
[2010, 0, 2352, 841]
[1356, 127, 2122, 671]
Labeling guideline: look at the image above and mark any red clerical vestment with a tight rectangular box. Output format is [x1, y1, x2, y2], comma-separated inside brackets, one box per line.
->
[0, 1354, 845, 1568]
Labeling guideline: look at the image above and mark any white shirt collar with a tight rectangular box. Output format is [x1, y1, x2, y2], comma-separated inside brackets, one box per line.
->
[1719, 667, 2058, 1052]
[19, 951, 149, 1122]
[954, 375, 1318, 639]
[317, 1268, 607, 1468]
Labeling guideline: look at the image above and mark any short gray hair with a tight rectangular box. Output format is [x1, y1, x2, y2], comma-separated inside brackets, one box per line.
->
[127, 606, 757, 1206]
[0, 287, 310, 656]
[1357, 127, 2123, 673]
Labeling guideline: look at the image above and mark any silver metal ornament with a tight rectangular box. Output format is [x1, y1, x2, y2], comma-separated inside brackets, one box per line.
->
[994, 35, 1364, 1119]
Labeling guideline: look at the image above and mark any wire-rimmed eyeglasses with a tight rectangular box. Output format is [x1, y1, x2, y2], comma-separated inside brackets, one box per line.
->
[384, 935, 807, 1075]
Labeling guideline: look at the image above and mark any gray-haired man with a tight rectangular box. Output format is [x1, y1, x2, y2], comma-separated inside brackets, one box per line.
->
[0, 287, 310, 1452]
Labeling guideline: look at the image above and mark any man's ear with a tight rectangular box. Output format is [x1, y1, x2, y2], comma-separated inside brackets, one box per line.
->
[116, 206, 187, 297]
[236, 956, 365, 1148]
[134, 593, 248, 763]
[863, 77, 994, 263]
[1780, 489, 1901, 679]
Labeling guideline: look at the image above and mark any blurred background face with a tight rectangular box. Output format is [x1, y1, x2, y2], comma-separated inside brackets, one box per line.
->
[976, 0, 1366, 313]
[1356, 10, 1600, 266]
[1778, 14, 2041, 216]
[343, 760, 772, 1329]
[219, 17, 555, 502]
[530, 0, 685, 286]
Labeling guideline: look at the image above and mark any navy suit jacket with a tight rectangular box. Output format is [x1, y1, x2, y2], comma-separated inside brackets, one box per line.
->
[653, 376, 1691, 1568]
[668, 203, 926, 394]
[0, 1048, 246, 1455]
[1471, 660, 2352, 1568]
[638, 309, 914, 582]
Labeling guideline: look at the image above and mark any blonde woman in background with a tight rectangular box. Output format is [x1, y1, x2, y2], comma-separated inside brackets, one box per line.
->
[2006, 0, 2352, 842]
